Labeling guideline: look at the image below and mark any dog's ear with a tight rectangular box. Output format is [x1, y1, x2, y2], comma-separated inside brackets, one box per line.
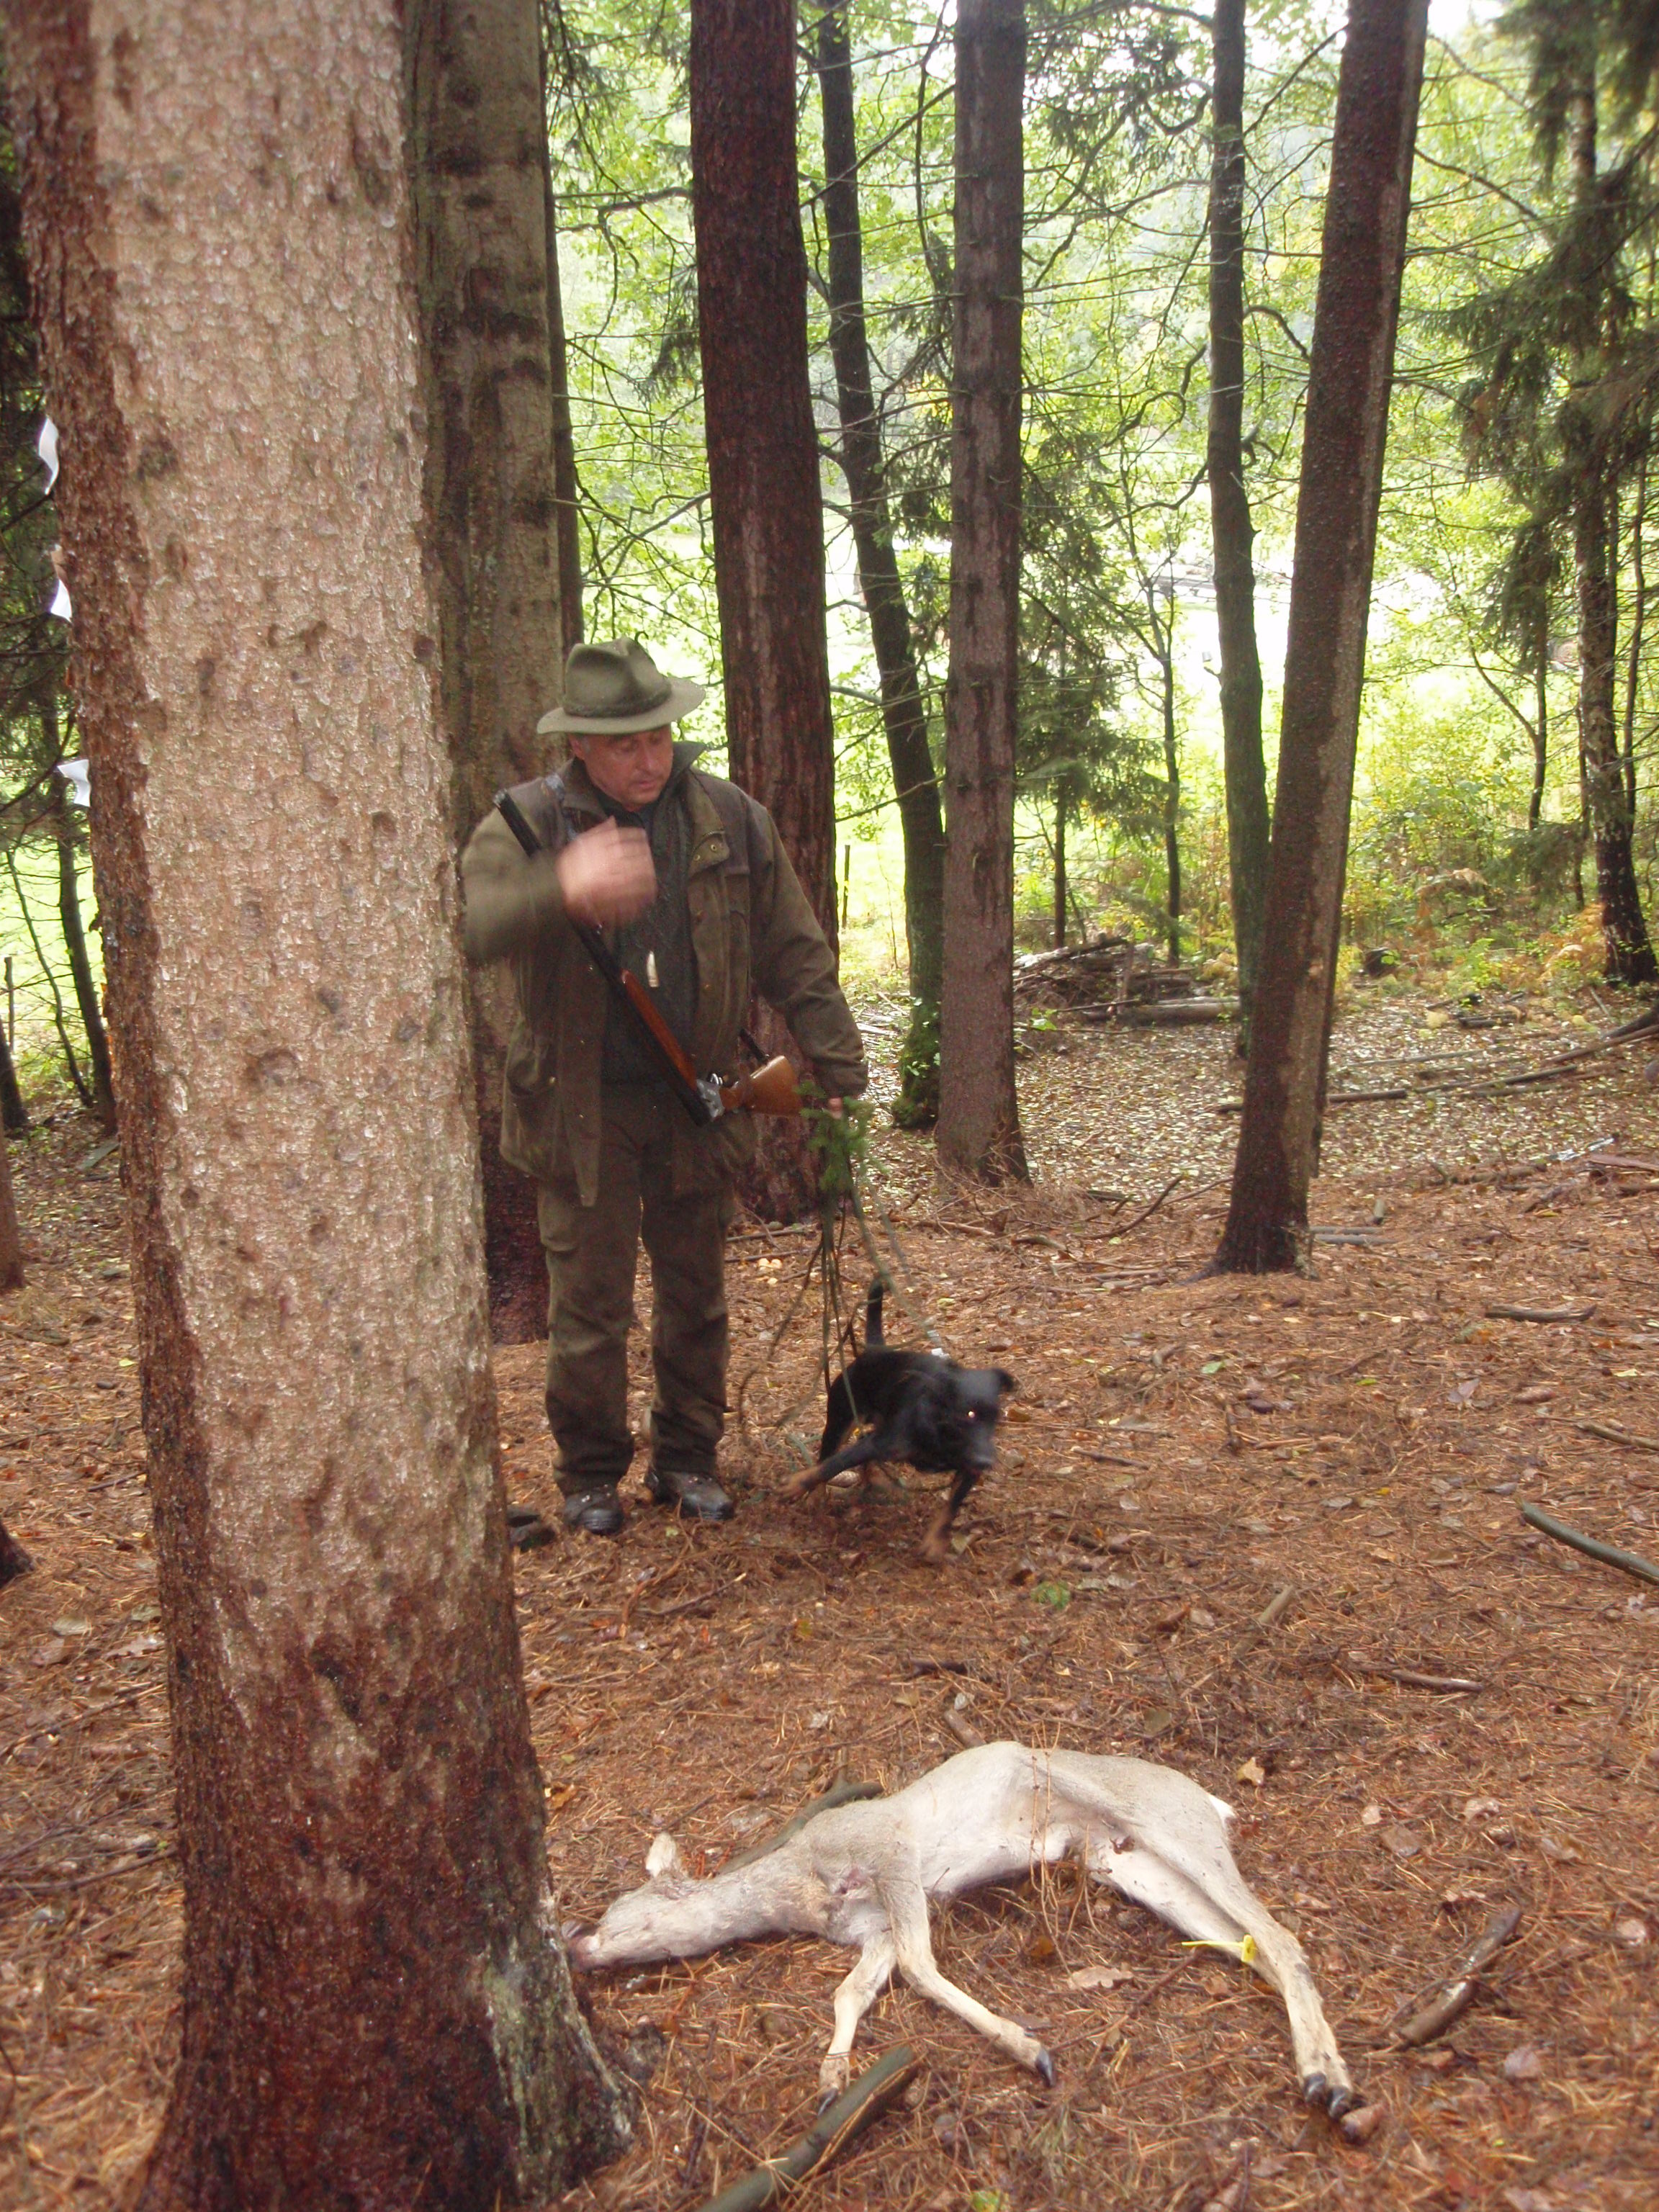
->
[995, 1370, 1016, 1398]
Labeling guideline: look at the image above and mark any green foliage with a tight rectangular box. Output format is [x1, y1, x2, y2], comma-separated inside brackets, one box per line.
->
[804, 1090, 874, 1212]
[530, 1, 1659, 985]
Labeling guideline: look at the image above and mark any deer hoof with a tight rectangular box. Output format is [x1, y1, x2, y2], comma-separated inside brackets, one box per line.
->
[818, 2057, 850, 2108]
[1034, 2046, 1056, 2089]
[1325, 2083, 1361, 2122]
[1302, 2072, 1327, 2109]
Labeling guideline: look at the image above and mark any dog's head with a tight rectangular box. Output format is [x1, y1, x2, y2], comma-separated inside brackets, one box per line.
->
[943, 1364, 1015, 1470]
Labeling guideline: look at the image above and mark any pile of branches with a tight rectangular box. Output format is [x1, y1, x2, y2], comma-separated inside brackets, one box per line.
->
[1015, 935, 1237, 1027]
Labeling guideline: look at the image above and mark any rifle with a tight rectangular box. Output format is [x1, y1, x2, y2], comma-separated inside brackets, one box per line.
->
[493, 784, 801, 1128]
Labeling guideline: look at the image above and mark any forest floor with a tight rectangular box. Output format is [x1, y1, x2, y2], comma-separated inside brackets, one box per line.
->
[3, 968, 1658, 2211]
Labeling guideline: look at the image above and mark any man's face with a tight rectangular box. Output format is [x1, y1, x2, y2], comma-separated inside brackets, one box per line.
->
[572, 725, 675, 811]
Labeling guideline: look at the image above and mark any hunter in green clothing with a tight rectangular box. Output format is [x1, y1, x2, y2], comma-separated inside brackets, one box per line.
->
[462, 639, 866, 1534]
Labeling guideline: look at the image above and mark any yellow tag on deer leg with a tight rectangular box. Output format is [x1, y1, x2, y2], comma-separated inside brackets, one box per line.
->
[647, 952, 659, 989]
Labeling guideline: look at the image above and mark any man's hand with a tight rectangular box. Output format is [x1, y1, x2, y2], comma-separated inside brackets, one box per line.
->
[556, 818, 656, 928]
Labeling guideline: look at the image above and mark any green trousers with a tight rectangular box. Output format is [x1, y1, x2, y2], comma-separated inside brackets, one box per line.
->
[538, 1085, 734, 1496]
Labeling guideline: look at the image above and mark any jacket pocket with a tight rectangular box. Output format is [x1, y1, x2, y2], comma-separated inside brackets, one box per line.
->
[501, 1022, 560, 1184]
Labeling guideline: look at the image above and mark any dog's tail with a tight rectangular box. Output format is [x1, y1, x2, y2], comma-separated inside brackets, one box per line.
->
[863, 1278, 885, 1349]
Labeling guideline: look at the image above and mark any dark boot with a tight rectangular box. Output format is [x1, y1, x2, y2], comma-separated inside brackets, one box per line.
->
[645, 1468, 733, 1523]
[562, 1488, 625, 1537]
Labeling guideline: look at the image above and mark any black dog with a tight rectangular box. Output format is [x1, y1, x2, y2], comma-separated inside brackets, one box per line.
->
[783, 1285, 1015, 1560]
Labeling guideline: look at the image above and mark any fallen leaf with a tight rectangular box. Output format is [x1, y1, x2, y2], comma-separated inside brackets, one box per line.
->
[1236, 1756, 1267, 1789]
[1515, 1384, 1557, 1403]
[1066, 1963, 1136, 1991]
[1613, 1915, 1649, 1947]
[1462, 1797, 1502, 1822]
[1361, 1804, 1383, 1827]
[32, 1638, 67, 1668]
[1538, 1833, 1580, 1864]
[50, 1616, 91, 1637]
[1025, 1932, 1058, 1965]
[1380, 1823, 1421, 1859]
[1339, 2103, 1386, 2145]
[1503, 2045, 1545, 2082]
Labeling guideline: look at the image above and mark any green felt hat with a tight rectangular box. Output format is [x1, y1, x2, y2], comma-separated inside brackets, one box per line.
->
[536, 637, 705, 737]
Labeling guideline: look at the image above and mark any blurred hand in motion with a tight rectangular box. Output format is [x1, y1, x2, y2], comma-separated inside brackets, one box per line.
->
[557, 818, 656, 929]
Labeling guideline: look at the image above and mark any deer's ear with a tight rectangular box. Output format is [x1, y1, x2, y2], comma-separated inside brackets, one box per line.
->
[645, 1832, 686, 1881]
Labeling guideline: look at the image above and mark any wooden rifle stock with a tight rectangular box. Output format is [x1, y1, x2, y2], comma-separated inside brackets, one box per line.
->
[717, 1054, 801, 1118]
[493, 788, 801, 1123]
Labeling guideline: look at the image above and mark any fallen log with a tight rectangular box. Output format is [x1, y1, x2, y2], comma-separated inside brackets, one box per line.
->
[1485, 1302, 1595, 1323]
[1520, 1502, 1659, 1588]
[693, 2045, 920, 2212]
[1393, 1905, 1522, 2047]
[1118, 998, 1238, 1027]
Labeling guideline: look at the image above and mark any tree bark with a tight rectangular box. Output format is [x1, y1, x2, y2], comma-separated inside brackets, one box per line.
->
[1207, 0, 1270, 1037]
[816, 0, 946, 1125]
[1564, 81, 1658, 985]
[938, 0, 1028, 1183]
[0, 1513, 32, 1583]
[691, 0, 840, 1215]
[48, 722, 115, 1128]
[1152, 590, 1182, 964]
[1213, 0, 1428, 1274]
[1578, 470, 1656, 979]
[0, 1015, 27, 1133]
[6, 4, 631, 2203]
[0, 1123, 22, 1292]
[1053, 783, 1067, 950]
[405, 0, 567, 1343]
[1530, 639, 1548, 832]
[539, 14, 583, 659]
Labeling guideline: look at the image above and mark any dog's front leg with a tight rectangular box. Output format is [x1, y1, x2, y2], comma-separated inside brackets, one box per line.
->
[819, 1930, 897, 2106]
[782, 1433, 882, 1502]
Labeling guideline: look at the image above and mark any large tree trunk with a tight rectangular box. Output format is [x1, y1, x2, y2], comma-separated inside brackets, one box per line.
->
[1208, 0, 1270, 1040]
[6, 4, 631, 2203]
[1565, 87, 1658, 985]
[1152, 592, 1182, 964]
[1213, 0, 1428, 1274]
[816, 0, 946, 1128]
[0, 1015, 27, 1134]
[1053, 783, 1067, 950]
[0, 1125, 22, 1292]
[938, 0, 1028, 1183]
[1578, 471, 1656, 979]
[405, 0, 567, 1343]
[48, 721, 116, 1128]
[691, 0, 839, 1216]
[539, 16, 583, 660]
[0, 1513, 32, 1583]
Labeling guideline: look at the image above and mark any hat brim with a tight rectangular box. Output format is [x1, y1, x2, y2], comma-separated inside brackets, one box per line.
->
[536, 675, 706, 737]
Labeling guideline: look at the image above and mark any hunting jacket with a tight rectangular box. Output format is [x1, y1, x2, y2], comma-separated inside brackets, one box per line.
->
[461, 745, 867, 1205]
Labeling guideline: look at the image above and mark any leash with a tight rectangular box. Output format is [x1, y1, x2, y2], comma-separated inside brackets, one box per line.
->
[733, 1108, 950, 1464]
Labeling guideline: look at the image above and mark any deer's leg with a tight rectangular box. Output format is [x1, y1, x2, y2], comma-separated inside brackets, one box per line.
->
[818, 1931, 897, 2106]
[1085, 1832, 1353, 2116]
[883, 1882, 1055, 2087]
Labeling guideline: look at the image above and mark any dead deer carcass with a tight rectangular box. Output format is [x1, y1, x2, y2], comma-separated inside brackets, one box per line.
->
[567, 1741, 1356, 2115]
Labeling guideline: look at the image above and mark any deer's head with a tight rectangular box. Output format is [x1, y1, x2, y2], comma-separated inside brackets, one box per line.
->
[566, 1833, 700, 1970]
